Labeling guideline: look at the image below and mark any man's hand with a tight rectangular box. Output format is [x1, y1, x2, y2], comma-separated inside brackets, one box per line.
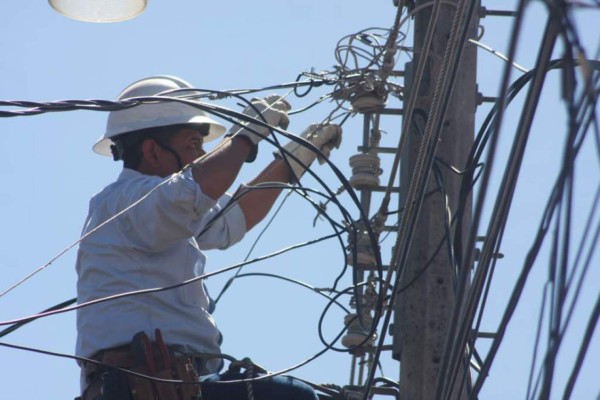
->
[227, 95, 291, 145]
[278, 123, 343, 182]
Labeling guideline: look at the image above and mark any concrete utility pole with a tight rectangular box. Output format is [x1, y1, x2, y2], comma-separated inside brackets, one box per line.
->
[393, 1, 478, 399]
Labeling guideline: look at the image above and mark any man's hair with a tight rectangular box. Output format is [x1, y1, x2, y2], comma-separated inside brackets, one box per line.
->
[112, 124, 208, 170]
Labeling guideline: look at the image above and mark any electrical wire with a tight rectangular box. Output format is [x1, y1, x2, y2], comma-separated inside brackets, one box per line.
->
[0, 297, 77, 339]
[561, 292, 600, 399]
[0, 87, 384, 390]
[0, 286, 376, 394]
[0, 338, 343, 391]
[355, 1, 455, 394]
[363, 0, 482, 397]
[525, 68, 600, 399]
[468, 38, 529, 73]
[447, 15, 561, 399]
[179, 284, 375, 386]
[0, 165, 175, 299]
[525, 283, 551, 400]
[0, 89, 366, 299]
[0, 76, 389, 395]
[0, 182, 353, 336]
[3, 2, 599, 397]
[0, 96, 261, 297]
[316, 283, 378, 353]
[212, 180, 355, 306]
[468, 57, 600, 400]
[204, 178, 357, 305]
[225, 272, 351, 314]
[436, 8, 600, 396]
[0, 231, 342, 328]
[0, 340, 209, 385]
[213, 190, 293, 305]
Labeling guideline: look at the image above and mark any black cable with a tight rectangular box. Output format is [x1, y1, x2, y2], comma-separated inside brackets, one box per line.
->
[469, 63, 600, 399]
[371, 377, 400, 389]
[0, 75, 341, 118]
[239, 106, 384, 296]
[0, 297, 76, 339]
[0, 97, 301, 298]
[539, 30, 577, 398]
[0, 341, 208, 385]
[454, 58, 570, 268]
[528, 290, 561, 400]
[205, 288, 374, 385]
[525, 283, 551, 400]
[201, 182, 354, 302]
[0, 339, 330, 388]
[393, 159, 485, 296]
[534, 182, 600, 397]
[227, 272, 351, 314]
[0, 273, 350, 382]
[432, 161, 458, 288]
[438, 0, 539, 395]
[0, 232, 341, 328]
[293, 73, 317, 98]
[168, 77, 337, 101]
[561, 293, 600, 399]
[0, 85, 385, 370]
[199, 182, 352, 239]
[458, 60, 596, 396]
[505, 60, 600, 397]
[289, 94, 333, 115]
[1, 92, 367, 299]
[213, 191, 292, 305]
[560, 187, 600, 338]
[316, 283, 376, 353]
[462, 21, 560, 394]
[449, 44, 599, 397]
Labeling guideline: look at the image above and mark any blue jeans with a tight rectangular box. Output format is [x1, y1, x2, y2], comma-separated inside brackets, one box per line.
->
[200, 372, 318, 400]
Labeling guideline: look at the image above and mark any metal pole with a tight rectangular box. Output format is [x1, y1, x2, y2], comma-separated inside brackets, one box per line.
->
[393, 1, 479, 399]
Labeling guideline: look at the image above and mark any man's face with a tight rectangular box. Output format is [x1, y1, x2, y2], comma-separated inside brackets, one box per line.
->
[171, 127, 207, 163]
[158, 127, 206, 176]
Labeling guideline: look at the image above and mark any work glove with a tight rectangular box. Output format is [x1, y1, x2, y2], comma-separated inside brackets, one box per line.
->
[227, 95, 291, 162]
[277, 123, 343, 182]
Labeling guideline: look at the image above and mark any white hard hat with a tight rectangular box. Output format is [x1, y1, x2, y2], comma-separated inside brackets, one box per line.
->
[93, 75, 226, 156]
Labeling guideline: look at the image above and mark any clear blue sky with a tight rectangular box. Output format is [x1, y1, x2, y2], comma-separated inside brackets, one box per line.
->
[0, 1, 598, 399]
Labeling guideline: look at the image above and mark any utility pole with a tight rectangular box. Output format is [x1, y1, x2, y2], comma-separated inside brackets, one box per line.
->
[393, 1, 479, 399]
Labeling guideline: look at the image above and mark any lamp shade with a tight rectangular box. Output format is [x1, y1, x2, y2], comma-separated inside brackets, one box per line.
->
[48, 0, 147, 23]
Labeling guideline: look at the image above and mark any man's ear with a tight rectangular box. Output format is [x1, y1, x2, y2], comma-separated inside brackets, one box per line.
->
[141, 138, 160, 165]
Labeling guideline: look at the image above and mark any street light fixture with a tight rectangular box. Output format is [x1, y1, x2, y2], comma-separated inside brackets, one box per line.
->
[48, 0, 147, 23]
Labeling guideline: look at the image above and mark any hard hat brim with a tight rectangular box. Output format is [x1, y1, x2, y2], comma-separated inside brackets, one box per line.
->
[96, 76, 229, 157]
[93, 115, 226, 157]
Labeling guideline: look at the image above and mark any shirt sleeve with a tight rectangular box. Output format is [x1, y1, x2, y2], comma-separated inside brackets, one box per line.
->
[195, 193, 247, 250]
[115, 169, 220, 251]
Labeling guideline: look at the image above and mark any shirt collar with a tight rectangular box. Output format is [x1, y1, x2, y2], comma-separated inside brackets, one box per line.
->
[117, 168, 146, 182]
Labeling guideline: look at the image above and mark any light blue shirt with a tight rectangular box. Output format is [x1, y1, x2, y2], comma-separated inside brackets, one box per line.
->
[75, 168, 246, 373]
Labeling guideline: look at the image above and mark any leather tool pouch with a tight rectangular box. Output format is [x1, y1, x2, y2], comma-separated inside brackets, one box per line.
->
[171, 357, 202, 400]
[126, 360, 200, 400]
[124, 330, 202, 400]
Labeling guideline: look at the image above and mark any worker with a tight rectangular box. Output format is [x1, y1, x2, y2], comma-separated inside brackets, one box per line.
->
[75, 76, 342, 400]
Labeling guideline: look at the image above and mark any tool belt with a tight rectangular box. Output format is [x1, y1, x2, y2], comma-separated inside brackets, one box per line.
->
[80, 329, 202, 400]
